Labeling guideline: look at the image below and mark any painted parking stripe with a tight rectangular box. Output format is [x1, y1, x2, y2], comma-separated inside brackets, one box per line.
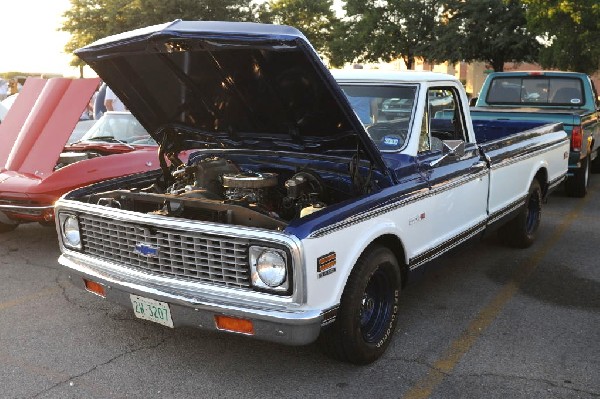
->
[401, 190, 592, 399]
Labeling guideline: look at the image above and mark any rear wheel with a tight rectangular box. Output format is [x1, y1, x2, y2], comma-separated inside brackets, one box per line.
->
[565, 156, 589, 198]
[591, 153, 600, 174]
[318, 245, 401, 365]
[498, 179, 542, 248]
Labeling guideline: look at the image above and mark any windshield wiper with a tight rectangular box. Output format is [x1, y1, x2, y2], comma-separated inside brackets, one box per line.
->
[74, 136, 134, 149]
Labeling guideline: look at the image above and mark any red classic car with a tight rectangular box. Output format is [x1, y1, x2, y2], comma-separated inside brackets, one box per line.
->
[0, 78, 160, 232]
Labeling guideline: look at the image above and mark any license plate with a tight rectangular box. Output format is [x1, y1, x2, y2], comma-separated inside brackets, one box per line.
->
[130, 295, 174, 328]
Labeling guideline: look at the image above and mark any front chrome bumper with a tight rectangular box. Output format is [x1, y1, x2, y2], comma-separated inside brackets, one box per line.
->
[59, 252, 324, 346]
[0, 204, 54, 220]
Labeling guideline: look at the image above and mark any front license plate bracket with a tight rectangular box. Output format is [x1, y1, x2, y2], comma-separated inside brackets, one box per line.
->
[130, 294, 174, 328]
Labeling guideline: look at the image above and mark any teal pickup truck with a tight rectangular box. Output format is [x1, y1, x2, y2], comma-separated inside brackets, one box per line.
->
[472, 71, 600, 197]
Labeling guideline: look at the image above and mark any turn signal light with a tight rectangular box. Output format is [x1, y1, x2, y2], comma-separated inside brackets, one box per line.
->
[214, 315, 254, 335]
[42, 208, 54, 222]
[84, 279, 106, 297]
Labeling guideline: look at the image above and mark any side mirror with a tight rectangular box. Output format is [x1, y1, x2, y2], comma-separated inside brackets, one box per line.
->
[469, 97, 478, 106]
[430, 140, 465, 167]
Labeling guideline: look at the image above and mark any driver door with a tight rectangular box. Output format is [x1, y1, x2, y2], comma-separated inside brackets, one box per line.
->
[413, 86, 489, 265]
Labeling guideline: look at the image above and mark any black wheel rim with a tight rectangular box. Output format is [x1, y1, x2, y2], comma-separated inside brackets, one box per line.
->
[359, 268, 394, 343]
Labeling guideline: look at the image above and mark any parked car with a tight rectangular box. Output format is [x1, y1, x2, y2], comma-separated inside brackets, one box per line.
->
[472, 71, 600, 197]
[1, 93, 18, 110]
[0, 101, 7, 123]
[54, 21, 568, 364]
[379, 97, 413, 120]
[0, 93, 18, 124]
[0, 77, 160, 232]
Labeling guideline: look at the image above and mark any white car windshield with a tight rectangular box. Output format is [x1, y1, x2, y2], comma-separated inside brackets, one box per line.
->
[79, 112, 156, 145]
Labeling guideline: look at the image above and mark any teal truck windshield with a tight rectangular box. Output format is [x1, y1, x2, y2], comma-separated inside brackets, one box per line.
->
[486, 77, 584, 106]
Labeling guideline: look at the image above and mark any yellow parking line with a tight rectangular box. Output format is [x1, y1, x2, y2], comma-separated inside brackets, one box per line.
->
[401, 192, 592, 399]
[0, 286, 62, 311]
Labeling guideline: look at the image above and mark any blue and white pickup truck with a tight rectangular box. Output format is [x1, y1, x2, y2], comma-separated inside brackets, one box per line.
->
[473, 71, 600, 197]
[54, 21, 569, 364]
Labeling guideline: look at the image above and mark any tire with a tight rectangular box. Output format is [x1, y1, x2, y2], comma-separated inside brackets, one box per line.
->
[0, 222, 18, 233]
[498, 179, 542, 248]
[318, 245, 401, 365]
[565, 156, 589, 198]
[591, 153, 600, 174]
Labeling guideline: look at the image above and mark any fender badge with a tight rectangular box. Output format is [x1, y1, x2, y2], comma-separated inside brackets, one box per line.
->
[317, 252, 336, 278]
[409, 212, 426, 225]
[134, 243, 159, 257]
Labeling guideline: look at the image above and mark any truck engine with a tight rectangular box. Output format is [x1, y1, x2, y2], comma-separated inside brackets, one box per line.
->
[85, 154, 333, 231]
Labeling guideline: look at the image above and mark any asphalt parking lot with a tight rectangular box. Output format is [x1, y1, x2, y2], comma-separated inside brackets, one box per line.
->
[1, 179, 598, 399]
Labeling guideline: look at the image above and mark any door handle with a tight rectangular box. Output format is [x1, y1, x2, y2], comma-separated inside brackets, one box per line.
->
[471, 161, 487, 171]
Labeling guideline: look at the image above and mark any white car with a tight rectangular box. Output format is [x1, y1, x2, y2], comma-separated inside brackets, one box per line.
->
[0, 101, 7, 123]
[0, 94, 18, 124]
[1, 93, 18, 110]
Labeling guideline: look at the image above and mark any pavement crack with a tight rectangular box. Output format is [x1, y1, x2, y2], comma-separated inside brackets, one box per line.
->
[31, 337, 169, 399]
[383, 355, 452, 377]
[460, 372, 599, 396]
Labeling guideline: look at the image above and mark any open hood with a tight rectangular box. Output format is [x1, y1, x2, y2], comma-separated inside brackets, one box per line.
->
[0, 78, 99, 175]
[76, 21, 388, 174]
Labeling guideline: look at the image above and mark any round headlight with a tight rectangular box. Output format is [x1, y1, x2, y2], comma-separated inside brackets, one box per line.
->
[256, 250, 287, 287]
[63, 216, 81, 247]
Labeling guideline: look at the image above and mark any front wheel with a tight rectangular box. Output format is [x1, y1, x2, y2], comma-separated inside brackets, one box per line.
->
[498, 179, 542, 248]
[318, 245, 401, 364]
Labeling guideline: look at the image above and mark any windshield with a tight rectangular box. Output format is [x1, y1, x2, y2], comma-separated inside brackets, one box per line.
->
[79, 112, 156, 145]
[486, 77, 584, 106]
[340, 84, 418, 151]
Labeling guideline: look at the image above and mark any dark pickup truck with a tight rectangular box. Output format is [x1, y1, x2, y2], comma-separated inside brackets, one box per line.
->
[472, 71, 600, 197]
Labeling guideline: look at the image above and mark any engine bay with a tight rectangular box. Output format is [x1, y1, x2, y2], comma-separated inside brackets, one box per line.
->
[78, 151, 375, 230]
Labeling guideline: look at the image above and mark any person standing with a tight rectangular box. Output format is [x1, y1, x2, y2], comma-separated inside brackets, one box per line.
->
[104, 86, 126, 111]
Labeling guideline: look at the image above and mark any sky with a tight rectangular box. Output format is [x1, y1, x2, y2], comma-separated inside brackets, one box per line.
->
[0, 0, 345, 78]
[0, 0, 79, 77]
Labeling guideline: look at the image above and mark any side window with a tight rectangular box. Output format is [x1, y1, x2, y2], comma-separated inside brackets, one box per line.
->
[419, 87, 467, 153]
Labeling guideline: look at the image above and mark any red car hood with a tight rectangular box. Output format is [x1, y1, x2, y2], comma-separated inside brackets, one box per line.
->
[0, 77, 100, 177]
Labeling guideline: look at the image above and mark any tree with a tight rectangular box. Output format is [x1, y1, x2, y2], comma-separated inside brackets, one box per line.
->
[330, 0, 439, 69]
[427, 0, 539, 72]
[523, 0, 600, 74]
[257, 0, 338, 59]
[61, 0, 255, 72]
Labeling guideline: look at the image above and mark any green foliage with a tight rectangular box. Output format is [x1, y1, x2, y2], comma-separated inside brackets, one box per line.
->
[259, 0, 338, 59]
[60, 0, 255, 67]
[0, 72, 42, 80]
[330, 0, 439, 69]
[426, 0, 538, 72]
[523, 0, 600, 74]
[60, 0, 599, 75]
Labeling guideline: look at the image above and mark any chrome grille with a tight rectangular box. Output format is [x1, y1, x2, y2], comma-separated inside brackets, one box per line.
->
[79, 214, 251, 288]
